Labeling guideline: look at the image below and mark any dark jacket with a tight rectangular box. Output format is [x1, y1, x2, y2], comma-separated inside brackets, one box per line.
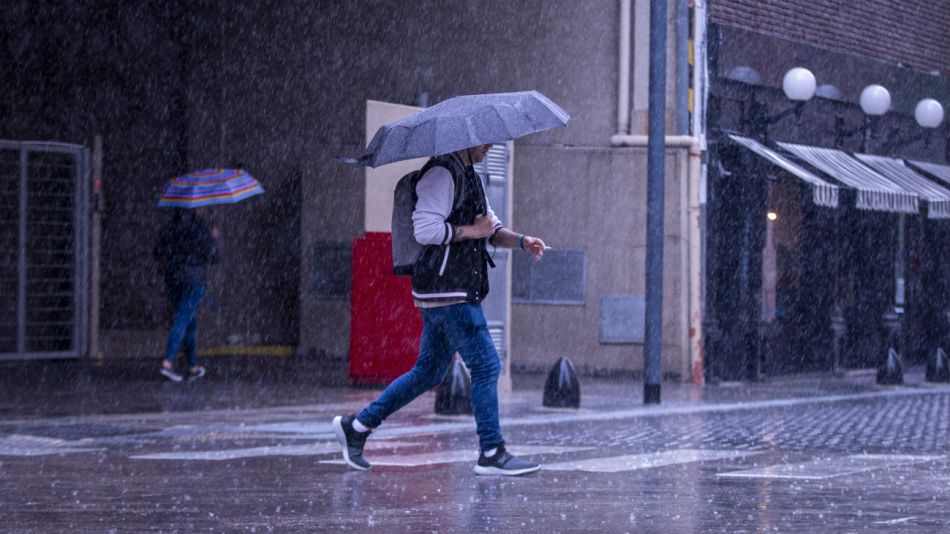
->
[411, 154, 491, 303]
[154, 210, 218, 291]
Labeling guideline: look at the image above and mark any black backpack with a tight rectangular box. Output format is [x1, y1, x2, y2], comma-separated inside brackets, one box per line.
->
[391, 167, 426, 276]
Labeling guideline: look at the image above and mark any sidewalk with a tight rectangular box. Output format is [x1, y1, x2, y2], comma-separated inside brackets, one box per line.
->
[0, 355, 931, 420]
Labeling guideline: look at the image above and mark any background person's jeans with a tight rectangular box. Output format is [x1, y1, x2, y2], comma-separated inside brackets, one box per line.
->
[163, 282, 205, 367]
[357, 303, 504, 450]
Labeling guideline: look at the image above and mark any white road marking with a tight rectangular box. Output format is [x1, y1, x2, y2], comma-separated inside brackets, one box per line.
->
[717, 454, 944, 480]
[872, 517, 918, 525]
[320, 445, 591, 467]
[544, 449, 755, 473]
[130, 440, 420, 461]
[0, 434, 103, 456]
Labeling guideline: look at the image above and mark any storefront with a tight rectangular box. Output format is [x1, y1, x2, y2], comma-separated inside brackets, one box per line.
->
[703, 25, 950, 382]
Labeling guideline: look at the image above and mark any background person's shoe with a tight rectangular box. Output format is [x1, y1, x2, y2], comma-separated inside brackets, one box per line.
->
[473, 445, 540, 476]
[332, 415, 371, 471]
[187, 367, 206, 381]
[160, 367, 183, 382]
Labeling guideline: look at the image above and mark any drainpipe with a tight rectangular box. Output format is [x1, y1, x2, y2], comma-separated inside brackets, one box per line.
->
[692, 0, 708, 146]
[617, 0, 632, 135]
[675, 0, 689, 135]
[692, 0, 708, 384]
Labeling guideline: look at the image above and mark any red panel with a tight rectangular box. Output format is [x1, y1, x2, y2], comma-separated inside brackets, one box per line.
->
[349, 232, 422, 384]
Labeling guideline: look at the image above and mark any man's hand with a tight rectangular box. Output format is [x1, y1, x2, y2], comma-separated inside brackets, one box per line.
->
[455, 214, 495, 242]
[471, 214, 494, 239]
[521, 236, 546, 261]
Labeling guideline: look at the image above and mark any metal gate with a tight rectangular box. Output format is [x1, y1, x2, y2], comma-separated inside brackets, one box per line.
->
[0, 140, 89, 360]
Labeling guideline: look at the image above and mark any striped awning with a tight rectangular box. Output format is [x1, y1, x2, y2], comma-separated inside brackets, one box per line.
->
[778, 143, 919, 214]
[855, 154, 950, 219]
[728, 135, 839, 208]
[908, 160, 950, 187]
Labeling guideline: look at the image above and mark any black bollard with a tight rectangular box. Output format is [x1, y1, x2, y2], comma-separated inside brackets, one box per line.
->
[926, 347, 950, 383]
[876, 310, 903, 385]
[435, 357, 472, 415]
[876, 347, 903, 385]
[543, 357, 581, 408]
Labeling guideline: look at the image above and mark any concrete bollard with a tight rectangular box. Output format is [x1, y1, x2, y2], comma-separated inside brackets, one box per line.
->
[543, 357, 581, 408]
[876, 348, 903, 386]
[435, 356, 473, 415]
[926, 347, 950, 383]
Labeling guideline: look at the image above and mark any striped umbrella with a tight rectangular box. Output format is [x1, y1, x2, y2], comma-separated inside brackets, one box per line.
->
[157, 168, 264, 208]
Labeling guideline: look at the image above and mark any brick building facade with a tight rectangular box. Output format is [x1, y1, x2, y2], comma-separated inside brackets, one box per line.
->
[710, 0, 950, 75]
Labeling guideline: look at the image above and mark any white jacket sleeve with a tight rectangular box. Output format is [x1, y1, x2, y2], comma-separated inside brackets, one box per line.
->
[412, 166, 455, 245]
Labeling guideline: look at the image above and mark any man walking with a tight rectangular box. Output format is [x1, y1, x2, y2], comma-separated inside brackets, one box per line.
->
[334, 143, 546, 475]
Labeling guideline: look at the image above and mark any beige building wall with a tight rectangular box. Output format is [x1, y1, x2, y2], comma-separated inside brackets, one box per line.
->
[511, 145, 692, 379]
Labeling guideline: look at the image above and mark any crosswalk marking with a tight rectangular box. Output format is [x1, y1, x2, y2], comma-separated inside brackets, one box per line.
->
[319, 445, 591, 467]
[717, 454, 943, 480]
[130, 440, 419, 461]
[543, 449, 755, 473]
[0, 434, 103, 456]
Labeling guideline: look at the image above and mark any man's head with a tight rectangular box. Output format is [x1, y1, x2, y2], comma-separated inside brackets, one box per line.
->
[457, 143, 493, 165]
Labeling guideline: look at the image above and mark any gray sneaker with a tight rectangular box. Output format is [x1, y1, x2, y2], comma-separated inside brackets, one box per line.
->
[332, 415, 371, 471]
[160, 367, 183, 382]
[187, 366, 206, 381]
[473, 445, 540, 476]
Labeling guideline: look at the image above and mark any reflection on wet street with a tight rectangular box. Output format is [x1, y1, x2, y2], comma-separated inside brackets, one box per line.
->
[1, 371, 949, 532]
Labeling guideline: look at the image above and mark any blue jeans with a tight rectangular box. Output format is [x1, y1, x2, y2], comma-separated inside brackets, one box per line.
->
[357, 303, 504, 450]
[163, 283, 205, 367]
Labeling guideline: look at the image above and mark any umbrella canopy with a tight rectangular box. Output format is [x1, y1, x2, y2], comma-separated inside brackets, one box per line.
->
[341, 91, 571, 167]
[157, 168, 265, 208]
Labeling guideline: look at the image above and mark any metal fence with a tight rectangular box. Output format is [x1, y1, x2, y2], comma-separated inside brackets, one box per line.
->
[0, 140, 88, 360]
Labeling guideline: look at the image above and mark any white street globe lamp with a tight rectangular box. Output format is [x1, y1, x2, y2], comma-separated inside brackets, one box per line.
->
[860, 85, 891, 116]
[782, 68, 816, 101]
[915, 98, 945, 128]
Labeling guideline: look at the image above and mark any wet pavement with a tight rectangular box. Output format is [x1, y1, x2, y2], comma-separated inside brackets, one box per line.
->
[1, 359, 949, 532]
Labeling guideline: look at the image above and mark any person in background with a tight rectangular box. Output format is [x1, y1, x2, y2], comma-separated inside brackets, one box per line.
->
[153, 208, 219, 382]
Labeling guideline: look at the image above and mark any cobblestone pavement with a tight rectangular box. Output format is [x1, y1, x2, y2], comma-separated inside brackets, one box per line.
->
[1, 368, 949, 532]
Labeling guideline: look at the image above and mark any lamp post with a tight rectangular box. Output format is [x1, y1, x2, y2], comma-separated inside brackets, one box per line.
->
[735, 68, 816, 380]
[833, 83, 911, 384]
[829, 84, 891, 377]
[909, 98, 950, 383]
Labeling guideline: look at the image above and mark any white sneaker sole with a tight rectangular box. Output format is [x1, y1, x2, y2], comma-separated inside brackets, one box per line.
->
[332, 416, 370, 471]
[160, 368, 183, 382]
[473, 464, 541, 476]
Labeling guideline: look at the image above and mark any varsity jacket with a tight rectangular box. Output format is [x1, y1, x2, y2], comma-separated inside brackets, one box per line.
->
[410, 154, 502, 303]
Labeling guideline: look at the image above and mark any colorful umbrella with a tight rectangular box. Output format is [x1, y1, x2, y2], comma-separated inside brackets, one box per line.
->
[157, 168, 264, 208]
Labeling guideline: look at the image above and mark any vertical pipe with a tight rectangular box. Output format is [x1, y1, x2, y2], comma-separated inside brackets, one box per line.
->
[692, 0, 707, 145]
[90, 135, 103, 363]
[632, 0, 651, 132]
[644, 0, 668, 404]
[688, 141, 704, 384]
[896, 214, 905, 310]
[617, 0, 632, 135]
[692, 0, 708, 383]
[675, 0, 690, 135]
[17, 148, 27, 355]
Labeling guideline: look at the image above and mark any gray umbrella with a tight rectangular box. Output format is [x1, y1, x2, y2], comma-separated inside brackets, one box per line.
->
[339, 91, 571, 167]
